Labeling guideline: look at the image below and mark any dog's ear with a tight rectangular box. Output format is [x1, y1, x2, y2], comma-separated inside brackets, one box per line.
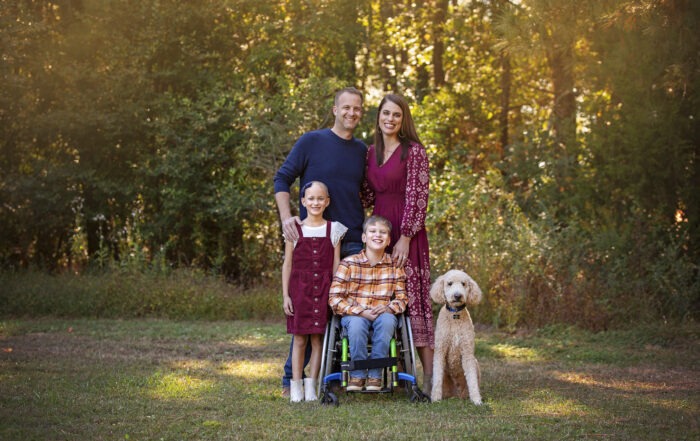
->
[430, 274, 446, 304]
[466, 276, 483, 306]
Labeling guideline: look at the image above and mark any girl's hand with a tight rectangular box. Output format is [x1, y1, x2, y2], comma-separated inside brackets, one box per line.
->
[283, 295, 294, 316]
[392, 235, 411, 267]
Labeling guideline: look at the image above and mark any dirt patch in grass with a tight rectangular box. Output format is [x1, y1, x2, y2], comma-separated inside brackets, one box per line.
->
[2, 319, 699, 441]
[1, 329, 280, 365]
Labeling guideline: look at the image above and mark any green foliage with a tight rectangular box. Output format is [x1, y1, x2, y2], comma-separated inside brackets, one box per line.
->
[1, 0, 698, 328]
[0, 269, 280, 321]
[428, 167, 541, 331]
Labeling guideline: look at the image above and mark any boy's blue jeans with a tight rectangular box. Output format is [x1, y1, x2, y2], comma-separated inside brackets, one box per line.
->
[341, 313, 398, 379]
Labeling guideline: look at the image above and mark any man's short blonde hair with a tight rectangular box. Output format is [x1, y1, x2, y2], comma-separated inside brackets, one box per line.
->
[334, 87, 364, 106]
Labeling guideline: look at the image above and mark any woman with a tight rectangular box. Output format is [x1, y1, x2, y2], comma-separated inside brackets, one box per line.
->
[361, 93, 434, 393]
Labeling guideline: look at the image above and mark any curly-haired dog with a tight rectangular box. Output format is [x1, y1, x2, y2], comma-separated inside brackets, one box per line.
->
[430, 270, 483, 404]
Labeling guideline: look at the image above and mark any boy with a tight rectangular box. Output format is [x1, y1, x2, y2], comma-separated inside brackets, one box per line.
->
[328, 215, 408, 391]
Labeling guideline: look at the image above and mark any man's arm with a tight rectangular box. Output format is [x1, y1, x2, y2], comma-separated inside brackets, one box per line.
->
[274, 134, 312, 241]
[275, 191, 301, 241]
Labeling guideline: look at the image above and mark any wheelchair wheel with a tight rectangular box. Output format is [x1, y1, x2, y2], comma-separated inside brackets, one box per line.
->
[409, 384, 431, 403]
[320, 388, 339, 406]
[399, 315, 417, 378]
[320, 317, 340, 380]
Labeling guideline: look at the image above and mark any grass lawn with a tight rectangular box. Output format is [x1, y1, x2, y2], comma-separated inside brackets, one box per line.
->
[0, 318, 698, 440]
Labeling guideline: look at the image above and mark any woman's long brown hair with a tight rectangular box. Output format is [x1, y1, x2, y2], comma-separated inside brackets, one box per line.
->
[373, 94, 422, 166]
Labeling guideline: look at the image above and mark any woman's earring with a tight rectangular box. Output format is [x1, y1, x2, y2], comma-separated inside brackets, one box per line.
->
[399, 130, 406, 139]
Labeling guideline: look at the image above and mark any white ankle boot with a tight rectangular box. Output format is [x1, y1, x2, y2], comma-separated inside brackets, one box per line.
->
[290, 379, 304, 403]
[304, 378, 317, 401]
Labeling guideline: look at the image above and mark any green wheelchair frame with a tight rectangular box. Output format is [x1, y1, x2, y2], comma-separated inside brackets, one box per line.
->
[318, 314, 430, 406]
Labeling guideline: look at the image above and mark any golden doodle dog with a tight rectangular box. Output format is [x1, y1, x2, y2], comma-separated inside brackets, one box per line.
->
[430, 270, 483, 404]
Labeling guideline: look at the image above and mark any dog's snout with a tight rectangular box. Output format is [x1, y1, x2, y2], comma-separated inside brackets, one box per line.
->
[453, 293, 463, 301]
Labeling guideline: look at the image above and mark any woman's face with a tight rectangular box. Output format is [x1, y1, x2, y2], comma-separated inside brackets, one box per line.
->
[378, 100, 403, 138]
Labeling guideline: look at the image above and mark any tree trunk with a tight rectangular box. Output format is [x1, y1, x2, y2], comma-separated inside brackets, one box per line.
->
[498, 52, 511, 160]
[380, 1, 397, 91]
[546, 36, 577, 191]
[432, 0, 449, 88]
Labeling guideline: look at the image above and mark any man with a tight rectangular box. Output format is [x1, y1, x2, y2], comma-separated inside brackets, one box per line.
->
[273, 87, 367, 396]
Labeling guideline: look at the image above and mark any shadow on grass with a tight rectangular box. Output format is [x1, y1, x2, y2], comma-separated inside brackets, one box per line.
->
[1, 318, 698, 441]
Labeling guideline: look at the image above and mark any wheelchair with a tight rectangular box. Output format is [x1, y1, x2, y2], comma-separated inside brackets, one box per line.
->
[318, 313, 430, 406]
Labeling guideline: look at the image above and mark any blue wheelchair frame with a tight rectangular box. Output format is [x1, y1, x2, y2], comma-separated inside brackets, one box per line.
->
[318, 313, 430, 405]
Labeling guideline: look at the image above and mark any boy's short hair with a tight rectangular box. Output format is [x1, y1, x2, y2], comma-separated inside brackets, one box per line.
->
[363, 215, 392, 233]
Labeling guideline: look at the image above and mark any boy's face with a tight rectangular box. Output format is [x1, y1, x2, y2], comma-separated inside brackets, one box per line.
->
[362, 222, 391, 252]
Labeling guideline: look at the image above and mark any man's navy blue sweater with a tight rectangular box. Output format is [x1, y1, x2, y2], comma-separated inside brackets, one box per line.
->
[274, 128, 367, 244]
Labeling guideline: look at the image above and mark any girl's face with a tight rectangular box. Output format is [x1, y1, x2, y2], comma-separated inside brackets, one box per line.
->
[301, 183, 330, 216]
[362, 222, 391, 253]
[378, 100, 403, 138]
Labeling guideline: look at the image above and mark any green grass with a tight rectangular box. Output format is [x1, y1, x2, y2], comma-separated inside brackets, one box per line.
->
[0, 269, 280, 321]
[1, 318, 698, 440]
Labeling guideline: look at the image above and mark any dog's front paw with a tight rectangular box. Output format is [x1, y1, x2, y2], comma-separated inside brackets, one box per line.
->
[471, 396, 482, 406]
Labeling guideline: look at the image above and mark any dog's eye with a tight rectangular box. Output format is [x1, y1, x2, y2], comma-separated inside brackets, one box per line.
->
[447, 281, 453, 286]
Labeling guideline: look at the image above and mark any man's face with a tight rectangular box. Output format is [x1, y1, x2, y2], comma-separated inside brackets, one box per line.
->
[333, 92, 363, 132]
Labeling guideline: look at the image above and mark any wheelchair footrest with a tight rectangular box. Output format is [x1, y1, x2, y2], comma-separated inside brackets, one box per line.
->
[341, 357, 397, 371]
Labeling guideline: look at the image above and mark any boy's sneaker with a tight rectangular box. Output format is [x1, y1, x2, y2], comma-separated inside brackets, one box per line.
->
[346, 377, 365, 391]
[365, 378, 382, 391]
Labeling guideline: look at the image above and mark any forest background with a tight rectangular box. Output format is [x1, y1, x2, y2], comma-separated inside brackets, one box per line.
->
[1, 0, 698, 330]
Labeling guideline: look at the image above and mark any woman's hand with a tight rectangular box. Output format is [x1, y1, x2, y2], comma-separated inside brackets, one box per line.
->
[283, 295, 294, 316]
[392, 235, 411, 267]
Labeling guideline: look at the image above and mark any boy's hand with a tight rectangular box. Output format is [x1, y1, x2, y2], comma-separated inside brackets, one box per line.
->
[369, 305, 389, 316]
[283, 295, 294, 316]
[360, 309, 379, 321]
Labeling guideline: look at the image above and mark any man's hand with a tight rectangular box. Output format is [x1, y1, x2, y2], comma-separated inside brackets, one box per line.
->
[281, 216, 302, 242]
[275, 191, 301, 242]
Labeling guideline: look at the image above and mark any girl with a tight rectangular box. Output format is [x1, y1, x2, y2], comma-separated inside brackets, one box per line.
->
[282, 181, 346, 402]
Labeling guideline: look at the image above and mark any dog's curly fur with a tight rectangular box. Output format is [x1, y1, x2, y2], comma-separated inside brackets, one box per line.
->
[430, 270, 483, 404]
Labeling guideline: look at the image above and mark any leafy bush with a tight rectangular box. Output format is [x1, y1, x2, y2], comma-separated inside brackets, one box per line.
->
[428, 167, 542, 331]
[427, 166, 699, 330]
[0, 268, 281, 321]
